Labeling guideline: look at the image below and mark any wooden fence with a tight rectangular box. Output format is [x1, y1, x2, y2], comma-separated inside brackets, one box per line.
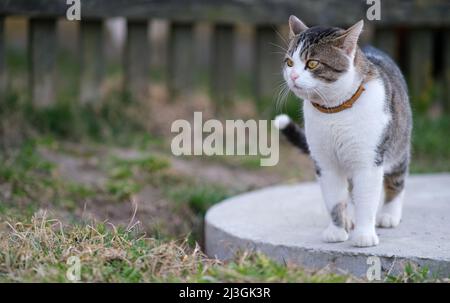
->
[0, 0, 449, 113]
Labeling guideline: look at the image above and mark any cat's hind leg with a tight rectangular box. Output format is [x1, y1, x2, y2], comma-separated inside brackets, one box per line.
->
[377, 161, 408, 228]
[318, 169, 352, 243]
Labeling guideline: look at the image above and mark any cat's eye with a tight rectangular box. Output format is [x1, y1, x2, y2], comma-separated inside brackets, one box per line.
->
[285, 58, 294, 67]
[306, 60, 319, 69]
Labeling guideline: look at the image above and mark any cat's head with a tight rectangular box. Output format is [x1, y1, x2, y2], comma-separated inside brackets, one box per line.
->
[283, 16, 364, 106]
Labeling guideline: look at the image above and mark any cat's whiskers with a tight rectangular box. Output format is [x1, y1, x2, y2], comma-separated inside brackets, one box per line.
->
[274, 80, 288, 92]
[269, 42, 288, 53]
[310, 88, 331, 113]
[312, 87, 327, 105]
[283, 88, 292, 112]
[280, 90, 289, 113]
[304, 87, 313, 104]
[273, 27, 289, 48]
[321, 84, 341, 104]
[275, 84, 290, 113]
[313, 88, 333, 113]
[275, 83, 286, 112]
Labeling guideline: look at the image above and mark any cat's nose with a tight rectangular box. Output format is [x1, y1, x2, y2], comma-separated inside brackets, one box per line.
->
[290, 72, 299, 81]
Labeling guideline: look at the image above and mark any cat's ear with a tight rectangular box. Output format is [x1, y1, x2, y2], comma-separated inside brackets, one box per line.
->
[334, 20, 364, 56]
[289, 15, 308, 38]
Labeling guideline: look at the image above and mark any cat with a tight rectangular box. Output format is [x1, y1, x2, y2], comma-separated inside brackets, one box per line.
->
[274, 16, 412, 247]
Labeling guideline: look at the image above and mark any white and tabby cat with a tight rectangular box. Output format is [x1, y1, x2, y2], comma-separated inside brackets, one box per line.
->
[275, 16, 412, 247]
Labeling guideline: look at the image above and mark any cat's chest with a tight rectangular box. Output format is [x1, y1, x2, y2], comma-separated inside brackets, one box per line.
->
[303, 81, 388, 169]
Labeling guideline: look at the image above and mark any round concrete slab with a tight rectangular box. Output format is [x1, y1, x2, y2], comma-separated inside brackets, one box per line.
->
[205, 174, 450, 279]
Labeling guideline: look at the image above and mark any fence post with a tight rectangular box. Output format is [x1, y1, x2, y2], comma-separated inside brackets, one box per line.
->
[80, 20, 104, 104]
[374, 28, 397, 60]
[124, 20, 150, 102]
[445, 29, 450, 114]
[211, 24, 235, 112]
[0, 16, 5, 102]
[408, 29, 434, 110]
[168, 22, 194, 100]
[29, 18, 57, 107]
[254, 25, 281, 115]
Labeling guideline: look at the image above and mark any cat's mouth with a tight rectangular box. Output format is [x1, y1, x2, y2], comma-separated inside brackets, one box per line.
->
[291, 84, 306, 96]
[291, 84, 312, 101]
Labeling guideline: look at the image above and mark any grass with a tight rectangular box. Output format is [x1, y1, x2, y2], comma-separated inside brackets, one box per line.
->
[108, 155, 170, 178]
[0, 212, 351, 283]
[0, 140, 87, 217]
[2, 211, 446, 283]
[411, 114, 450, 172]
[386, 264, 433, 283]
[105, 155, 170, 200]
[168, 184, 231, 216]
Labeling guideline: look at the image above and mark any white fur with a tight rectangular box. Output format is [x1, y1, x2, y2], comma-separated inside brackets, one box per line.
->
[284, 45, 394, 247]
[318, 169, 350, 243]
[274, 114, 291, 130]
[377, 190, 404, 228]
[322, 223, 348, 242]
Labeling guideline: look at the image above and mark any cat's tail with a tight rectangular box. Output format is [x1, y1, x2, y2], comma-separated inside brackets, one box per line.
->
[274, 114, 310, 154]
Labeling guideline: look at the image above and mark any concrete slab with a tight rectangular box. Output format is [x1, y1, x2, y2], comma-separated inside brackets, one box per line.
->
[205, 174, 450, 279]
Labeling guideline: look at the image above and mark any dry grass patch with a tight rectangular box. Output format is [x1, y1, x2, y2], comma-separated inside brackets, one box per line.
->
[0, 211, 215, 282]
[0, 211, 352, 283]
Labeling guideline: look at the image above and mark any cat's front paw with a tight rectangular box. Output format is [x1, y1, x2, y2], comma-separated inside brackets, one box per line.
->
[351, 229, 379, 247]
[322, 224, 348, 243]
[376, 213, 401, 228]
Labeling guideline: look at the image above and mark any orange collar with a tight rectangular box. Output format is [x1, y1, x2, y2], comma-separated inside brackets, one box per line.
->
[311, 84, 365, 114]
